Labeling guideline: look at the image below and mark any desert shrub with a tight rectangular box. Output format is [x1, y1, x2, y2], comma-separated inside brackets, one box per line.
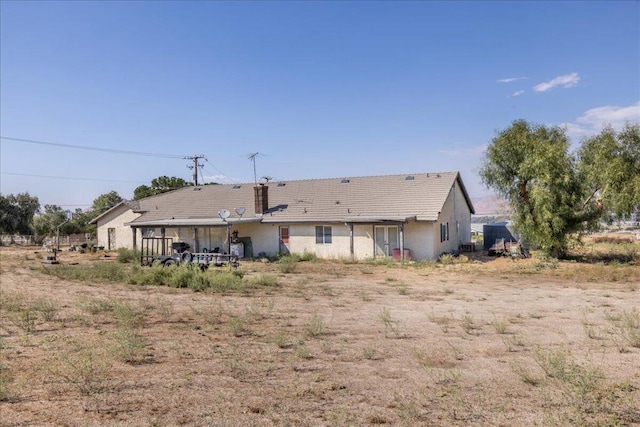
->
[31, 297, 60, 321]
[128, 264, 174, 286]
[169, 264, 199, 288]
[438, 253, 455, 265]
[304, 314, 325, 338]
[299, 251, 317, 262]
[0, 362, 18, 402]
[111, 326, 148, 363]
[117, 248, 140, 264]
[204, 270, 247, 293]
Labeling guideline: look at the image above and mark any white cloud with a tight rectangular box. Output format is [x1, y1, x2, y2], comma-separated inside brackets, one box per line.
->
[511, 90, 525, 97]
[497, 77, 527, 83]
[562, 101, 640, 142]
[533, 72, 580, 92]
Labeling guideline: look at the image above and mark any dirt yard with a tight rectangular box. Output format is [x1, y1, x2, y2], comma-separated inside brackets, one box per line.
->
[1, 245, 639, 426]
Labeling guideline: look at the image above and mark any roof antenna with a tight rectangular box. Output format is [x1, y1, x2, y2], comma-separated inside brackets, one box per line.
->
[247, 152, 261, 185]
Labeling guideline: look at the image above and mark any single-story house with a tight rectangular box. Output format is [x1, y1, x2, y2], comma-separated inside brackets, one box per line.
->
[91, 172, 475, 261]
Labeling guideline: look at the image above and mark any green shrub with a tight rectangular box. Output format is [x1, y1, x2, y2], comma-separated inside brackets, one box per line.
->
[438, 253, 455, 265]
[169, 264, 199, 288]
[128, 264, 174, 286]
[299, 251, 317, 262]
[117, 248, 140, 264]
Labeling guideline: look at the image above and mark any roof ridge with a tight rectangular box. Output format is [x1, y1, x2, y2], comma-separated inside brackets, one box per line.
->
[213, 171, 460, 186]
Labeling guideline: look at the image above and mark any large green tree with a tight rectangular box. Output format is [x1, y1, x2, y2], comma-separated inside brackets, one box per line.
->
[91, 191, 123, 216]
[578, 124, 640, 218]
[32, 205, 96, 237]
[133, 176, 190, 200]
[32, 204, 69, 237]
[0, 193, 40, 234]
[480, 120, 640, 258]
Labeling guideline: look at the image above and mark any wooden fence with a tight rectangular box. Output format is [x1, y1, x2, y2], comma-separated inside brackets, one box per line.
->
[0, 234, 94, 247]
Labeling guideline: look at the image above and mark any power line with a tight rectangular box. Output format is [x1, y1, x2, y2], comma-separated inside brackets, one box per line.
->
[1, 136, 185, 159]
[204, 158, 240, 183]
[1, 172, 147, 184]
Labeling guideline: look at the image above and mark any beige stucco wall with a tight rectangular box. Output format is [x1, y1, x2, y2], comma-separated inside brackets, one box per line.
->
[282, 223, 353, 259]
[96, 206, 140, 250]
[403, 221, 437, 260]
[278, 221, 439, 261]
[433, 182, 472, 256]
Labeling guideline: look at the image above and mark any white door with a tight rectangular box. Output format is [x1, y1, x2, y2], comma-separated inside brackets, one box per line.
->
[374, 226, 399, 257]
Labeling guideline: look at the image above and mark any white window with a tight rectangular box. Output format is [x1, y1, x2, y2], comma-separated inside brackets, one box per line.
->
[315, 226, 332, 244]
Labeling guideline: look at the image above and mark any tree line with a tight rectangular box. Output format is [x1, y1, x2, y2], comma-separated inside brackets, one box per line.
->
[0, 176, 191, 238]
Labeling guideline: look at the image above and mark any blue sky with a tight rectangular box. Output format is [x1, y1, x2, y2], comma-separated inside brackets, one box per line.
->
[1, 1, 638, 208]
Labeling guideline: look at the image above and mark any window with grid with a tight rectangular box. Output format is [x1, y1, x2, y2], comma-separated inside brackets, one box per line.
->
[315, 226, 332, 244]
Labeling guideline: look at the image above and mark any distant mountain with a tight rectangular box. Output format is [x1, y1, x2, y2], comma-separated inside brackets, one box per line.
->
[471, 195, 510, 215]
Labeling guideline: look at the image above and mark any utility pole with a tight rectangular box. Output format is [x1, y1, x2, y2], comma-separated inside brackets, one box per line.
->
[185, 154, 206, 186]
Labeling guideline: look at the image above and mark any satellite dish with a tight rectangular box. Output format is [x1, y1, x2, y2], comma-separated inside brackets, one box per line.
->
[217, 209, 230, 219]
[235, 207, 246, 216]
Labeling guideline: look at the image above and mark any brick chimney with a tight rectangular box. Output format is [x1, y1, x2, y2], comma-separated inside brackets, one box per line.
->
[254, 184, 268, 215]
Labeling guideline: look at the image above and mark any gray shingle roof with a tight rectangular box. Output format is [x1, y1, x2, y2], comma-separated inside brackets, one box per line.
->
[128, 172, 474, 226]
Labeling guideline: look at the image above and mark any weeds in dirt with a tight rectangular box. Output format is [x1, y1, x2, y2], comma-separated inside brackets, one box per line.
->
[47, 347, 111, 396]
[296, 344, 312, 359]
[155, 298, 174, 322]
[31, 297, 60, 322]
[380, 307, 403, 338]
[228, 316, 248, 337]
[244, 299, 275, 321]
[273, 329, 289, 349]
[80, 297, 115, 316]
[510, 359, 542, 386]
[278, 259, 297, 273]
[18, 309, 37, 334]
[395, 283, 410, 295]
[426, 368, 462, 386]
[0, 290, 25, 312]
[304, 314, 325, 338]
[110, 301, 148, 363]
[491, 316, 509, 334]
[0, 362, 18, 402]
[502, 334, 527, 352]
[362, 346, 378, 360]
[608, 308, 640, 350]
[531, 347, 636, 425]
[111, 326, 148, 363]
[460, 313, 481, 335]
